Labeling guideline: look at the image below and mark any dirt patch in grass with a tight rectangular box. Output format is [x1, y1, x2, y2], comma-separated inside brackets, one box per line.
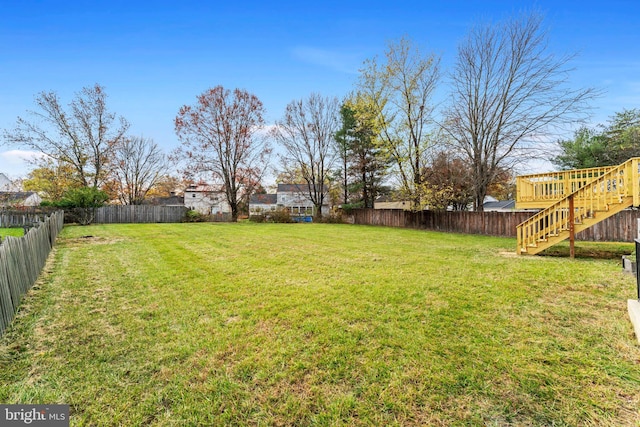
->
[538, 242, 634, 259]
[541, 248, 632, 259]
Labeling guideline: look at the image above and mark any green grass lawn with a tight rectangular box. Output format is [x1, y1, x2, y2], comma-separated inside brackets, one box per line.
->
[0, 223, 639, 426]
[0, 227, 24, 239]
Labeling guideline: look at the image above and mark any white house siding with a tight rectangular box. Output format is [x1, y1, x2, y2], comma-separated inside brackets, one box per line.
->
[276, 184, 329, 217]
[248, 194, 278, 215]
[249, 184, 330, 219]
[0, 173, 15, 192]
[184, 184, 231, 215]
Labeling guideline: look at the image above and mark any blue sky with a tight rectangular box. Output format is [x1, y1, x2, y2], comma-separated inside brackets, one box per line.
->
[1, 0, 639, 178]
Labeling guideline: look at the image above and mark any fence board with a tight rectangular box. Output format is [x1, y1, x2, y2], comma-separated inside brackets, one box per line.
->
[0, 208, 56, 228]
[0, 245, 15, 336]
[346, 209, 640, 242]
[4, 238, 26, 306]
[0, 211, 64, 336]
[93, 205, 188, 224]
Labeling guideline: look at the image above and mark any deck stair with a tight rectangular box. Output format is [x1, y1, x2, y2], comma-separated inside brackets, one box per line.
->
[516, 158, 640, 255]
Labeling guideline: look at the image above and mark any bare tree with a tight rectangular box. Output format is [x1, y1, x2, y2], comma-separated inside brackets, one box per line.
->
[445, 13, 598, 211]
[4, 84, 129, 189]
[358, 38, 440, 210]
[272, 93, 339, 220]
[174, 86, 270, 221]
[112, 136, 169, 205]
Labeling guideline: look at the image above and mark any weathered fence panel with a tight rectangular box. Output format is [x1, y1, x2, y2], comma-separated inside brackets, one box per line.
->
[346, 209, 640, 242]
[0, 211, 63, 336]
[0, 244, 17, 332]
[0, 208, 56, 228]
[93, 205, 188, 224]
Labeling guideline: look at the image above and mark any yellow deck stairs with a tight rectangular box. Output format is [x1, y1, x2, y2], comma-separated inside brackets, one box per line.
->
[516, 158, 640, 255]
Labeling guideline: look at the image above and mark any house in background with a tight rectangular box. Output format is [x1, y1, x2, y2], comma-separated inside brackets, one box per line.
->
[248, 193, 278, 215]
[0, 173, 11, 191]
[0, 191, 42, 208]
[143, 193, 185, 207]
[374, 195, 411, 210]
[249, 184, 329, 220]
[277, 184, 322, 217]
[0, 173, 19, 192]
[482, 199, 516, 212]
[0, 173, 39, 208]
[184, 183, 231, 215]
[373, 194, 517, 212]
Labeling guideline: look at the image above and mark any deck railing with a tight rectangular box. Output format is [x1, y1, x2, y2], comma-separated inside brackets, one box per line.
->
[516, 165, 616, 209]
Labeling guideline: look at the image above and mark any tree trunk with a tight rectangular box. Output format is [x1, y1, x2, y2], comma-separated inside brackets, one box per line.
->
[362, 168, 369, 208]
[313, 202, 323, 221]
[231, 204, 238, 222]
[343, 157, 348, 205]
[474, 185, 486, 212]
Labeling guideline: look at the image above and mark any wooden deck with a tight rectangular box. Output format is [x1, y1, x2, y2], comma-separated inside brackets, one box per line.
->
[516, 158, 640, 255]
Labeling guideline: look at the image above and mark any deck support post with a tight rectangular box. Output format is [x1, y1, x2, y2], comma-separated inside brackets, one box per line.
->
[569, 194, 575, 259]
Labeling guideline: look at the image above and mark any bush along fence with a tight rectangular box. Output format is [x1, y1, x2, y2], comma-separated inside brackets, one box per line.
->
[0, 210, 64, 336]
[344, 208, 640, 242]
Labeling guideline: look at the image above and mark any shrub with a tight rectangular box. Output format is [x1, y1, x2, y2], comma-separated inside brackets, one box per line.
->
[339, 202, 364, 215]
[268, 208, 293, 223]
[249, 214, 266, 223]
[320, 212, 345, 224]
[45, 187, 109, 225]
[184, 209, 207, 222]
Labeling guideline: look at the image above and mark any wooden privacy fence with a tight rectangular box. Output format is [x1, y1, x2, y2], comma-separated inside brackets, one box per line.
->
[345, 208, 640, 242]
[0, 210, 64, 336]
[93, 205, 188, 224]
[0, 208, 57, 228]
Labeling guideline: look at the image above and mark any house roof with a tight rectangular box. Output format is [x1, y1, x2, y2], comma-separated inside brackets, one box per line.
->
[185, 183, 225, 193]
[277, 183, 329, 193]
[249, 194, 277, 205]
[375, 195, 404, 203]
[0, 191, 38, 204]
[143, 195, 185, 206]
[277, 183, 307, 193]
[483, 200, 515, 210]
